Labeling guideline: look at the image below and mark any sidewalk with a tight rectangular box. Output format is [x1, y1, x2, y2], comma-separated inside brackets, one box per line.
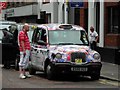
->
[100, 62, 119, 82]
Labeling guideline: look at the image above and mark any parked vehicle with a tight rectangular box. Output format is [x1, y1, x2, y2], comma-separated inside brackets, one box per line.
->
[0, 29, 19, 68]
[0, 20, 16, 30]
[0, 20, 19, 68]
[29, 24, 102, 80]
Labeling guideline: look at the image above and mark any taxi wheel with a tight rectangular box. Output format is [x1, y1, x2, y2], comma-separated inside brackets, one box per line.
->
[15, 57, 19, 71]
[91, 73, 100, 80]
[28, 64, 36, 75]
[3, 63, 10, 69]
[46, 64, 55, 80]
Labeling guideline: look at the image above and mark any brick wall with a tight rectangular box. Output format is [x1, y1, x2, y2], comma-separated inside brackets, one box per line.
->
[79, 2, 88, 29]
[80, 9, 84, 28]
[105, 34, 120, 47]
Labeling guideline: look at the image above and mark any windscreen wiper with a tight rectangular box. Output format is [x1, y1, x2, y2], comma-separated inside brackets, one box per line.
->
[58, 43, 75, 45]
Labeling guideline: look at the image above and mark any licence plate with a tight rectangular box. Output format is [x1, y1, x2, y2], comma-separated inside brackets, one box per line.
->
[75, 59, 82, 63]
[71, 67, 88, 72]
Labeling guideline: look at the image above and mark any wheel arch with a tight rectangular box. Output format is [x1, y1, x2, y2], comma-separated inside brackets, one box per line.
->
[44, 58, 50, 71]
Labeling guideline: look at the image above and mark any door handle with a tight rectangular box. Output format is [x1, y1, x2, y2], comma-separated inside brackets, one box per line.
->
[34, 49, 37, 51]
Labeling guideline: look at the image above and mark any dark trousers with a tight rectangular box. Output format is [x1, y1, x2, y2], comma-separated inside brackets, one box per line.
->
[90, 41, 97, 50]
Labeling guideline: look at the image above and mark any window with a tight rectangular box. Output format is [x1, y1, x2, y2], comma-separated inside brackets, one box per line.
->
[32, 28, 38, 43]
[32, 28, 46, 44]
[108, 6, 120, 34]
[48, 30, 89, 45]
[0, 30, 4, 43]
[74, 8, 80, 25]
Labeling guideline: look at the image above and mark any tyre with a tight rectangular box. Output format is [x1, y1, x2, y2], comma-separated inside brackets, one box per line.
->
[15, 56, 19, 71]
[28, 64, 36, 75]
[3, 60, 10, 69]
[46, 64, 55, 80]
[91, 73, 100, 80]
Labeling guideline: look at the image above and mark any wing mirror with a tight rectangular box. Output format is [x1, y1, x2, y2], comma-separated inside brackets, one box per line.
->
[37, 40, 47, 45]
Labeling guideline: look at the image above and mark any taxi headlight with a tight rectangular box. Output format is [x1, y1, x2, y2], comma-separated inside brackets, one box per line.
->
[93, 53, 100, 60]
[55, 53, 62, 59]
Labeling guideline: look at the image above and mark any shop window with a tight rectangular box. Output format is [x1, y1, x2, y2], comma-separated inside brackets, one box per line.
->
[84, 8, 88, 33]
[108, 6, 120, 34]
[74, 8, 80, 25]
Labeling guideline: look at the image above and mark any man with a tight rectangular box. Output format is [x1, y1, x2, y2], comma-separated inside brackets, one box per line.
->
[89, 26, 98, 50]
[18, 23, 31, 79]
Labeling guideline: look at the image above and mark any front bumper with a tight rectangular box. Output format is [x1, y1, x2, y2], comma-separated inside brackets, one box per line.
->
[51, 62, 102, 75]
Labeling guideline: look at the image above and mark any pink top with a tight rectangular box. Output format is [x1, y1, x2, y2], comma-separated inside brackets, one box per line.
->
[18, 30, 30, 51]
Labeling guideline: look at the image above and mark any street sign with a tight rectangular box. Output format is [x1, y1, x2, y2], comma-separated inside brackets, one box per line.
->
[0, 2, 7, 9]
[0, 2, 7, 14]
[70, 0, 83, 8]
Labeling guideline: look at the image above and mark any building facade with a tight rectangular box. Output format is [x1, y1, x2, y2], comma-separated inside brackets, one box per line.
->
[2, 1, 38, 23]
[2, 0, 58, 23]
[78, 1, 120, 64]
[1, 0, 120, 64]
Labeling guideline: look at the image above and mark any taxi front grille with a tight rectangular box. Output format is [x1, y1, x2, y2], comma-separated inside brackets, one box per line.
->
[71, 52, 86, 63]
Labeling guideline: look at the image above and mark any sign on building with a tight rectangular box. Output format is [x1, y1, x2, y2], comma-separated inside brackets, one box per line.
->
[70, 0, 83, 8]
[0, 2, 7, 13]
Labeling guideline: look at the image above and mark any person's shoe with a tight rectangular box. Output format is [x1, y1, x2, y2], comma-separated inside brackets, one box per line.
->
[25, 72, 32, 78]
[19, 74, 26, 79]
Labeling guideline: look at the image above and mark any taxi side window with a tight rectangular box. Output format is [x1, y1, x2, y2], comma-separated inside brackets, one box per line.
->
[41, 28, 46, 43]
[36, 29, 42, 42]
[32, 28, 46, 44]
[32, 28, 38, 43]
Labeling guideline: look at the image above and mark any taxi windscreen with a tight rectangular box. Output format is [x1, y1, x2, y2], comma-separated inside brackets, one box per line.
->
[48, 30, 89, 45]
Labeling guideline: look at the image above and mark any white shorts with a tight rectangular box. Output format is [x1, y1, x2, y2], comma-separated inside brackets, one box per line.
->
[19, 50, 30, 69]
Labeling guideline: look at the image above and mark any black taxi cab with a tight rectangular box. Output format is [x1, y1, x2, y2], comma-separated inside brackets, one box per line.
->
[29, 24, 102, 80]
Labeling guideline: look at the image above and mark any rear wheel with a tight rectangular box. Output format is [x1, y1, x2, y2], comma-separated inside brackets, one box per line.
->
[15, 55, 19, 71]
[3, 60, 10, 69]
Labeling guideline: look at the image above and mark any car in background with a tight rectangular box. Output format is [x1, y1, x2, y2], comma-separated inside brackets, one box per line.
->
[0, 20, 19, 69]
[0, 28, 19, 68]
[0, 20, 16, 30]
[29, 24, 102, 80]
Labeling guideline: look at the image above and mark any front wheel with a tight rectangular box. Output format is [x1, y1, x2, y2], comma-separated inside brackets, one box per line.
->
[91, 73, 100, 80]
[28, 63, 36, 75]
[46, 64, 55, 80]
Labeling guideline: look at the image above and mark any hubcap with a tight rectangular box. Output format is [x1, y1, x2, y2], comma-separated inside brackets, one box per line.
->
[47, 65, 51, 74]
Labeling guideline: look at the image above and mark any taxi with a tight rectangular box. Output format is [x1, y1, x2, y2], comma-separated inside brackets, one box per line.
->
[29, 24, 102, 80]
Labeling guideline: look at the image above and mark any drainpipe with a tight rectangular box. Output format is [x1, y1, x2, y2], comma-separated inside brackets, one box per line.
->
[99, 0, 104, 47]
[64, 0, 68, 24]
[58, 0, 64, 23]
[88, 0, 95, 39]
[37, 0, 42, 19]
